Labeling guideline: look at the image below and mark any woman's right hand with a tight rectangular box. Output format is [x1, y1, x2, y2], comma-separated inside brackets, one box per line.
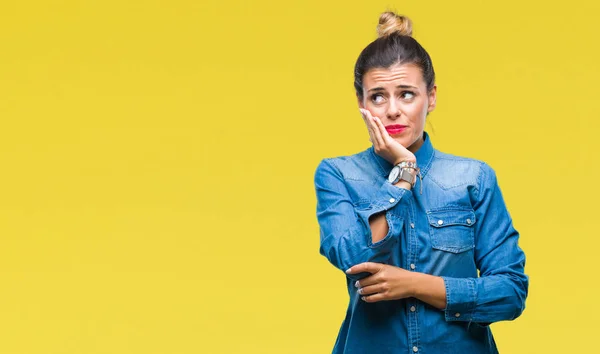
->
[359, 108, 416, 165]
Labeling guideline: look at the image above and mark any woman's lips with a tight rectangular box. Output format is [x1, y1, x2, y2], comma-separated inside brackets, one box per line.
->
[385, 125, 408, 135]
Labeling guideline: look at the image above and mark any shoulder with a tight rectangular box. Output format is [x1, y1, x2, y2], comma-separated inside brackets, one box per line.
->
[428, 149, 496, 191]
[314, 147, 381, 182]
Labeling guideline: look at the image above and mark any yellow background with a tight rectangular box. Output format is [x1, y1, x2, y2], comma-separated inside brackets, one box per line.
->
[0, 0, 598, 353]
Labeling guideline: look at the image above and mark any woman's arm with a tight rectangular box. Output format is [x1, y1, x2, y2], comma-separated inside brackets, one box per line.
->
[441, 163, 529, 324]
[412, 273, 447, 309]
[349, 164, 528, 322]
[346, 262, 447, 309]
[314, 159, 413, 281]
[316, 108, 418, 281]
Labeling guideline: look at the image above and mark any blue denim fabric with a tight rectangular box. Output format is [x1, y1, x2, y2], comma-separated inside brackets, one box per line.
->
[314, 132, 528, 354]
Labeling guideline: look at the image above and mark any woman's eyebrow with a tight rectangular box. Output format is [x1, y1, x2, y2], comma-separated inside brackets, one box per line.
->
[367, 84, 418, 93]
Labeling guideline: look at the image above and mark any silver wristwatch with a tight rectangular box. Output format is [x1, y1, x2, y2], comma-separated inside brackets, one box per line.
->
[388, 161, 418, 185]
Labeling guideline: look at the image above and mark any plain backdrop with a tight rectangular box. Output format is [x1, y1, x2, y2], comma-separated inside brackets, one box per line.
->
[0, 1, 598, 353]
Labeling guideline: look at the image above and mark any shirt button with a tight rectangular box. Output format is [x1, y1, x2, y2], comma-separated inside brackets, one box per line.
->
[389, 198, 395, 203]
[410, 306, 416, 312]
[410, 264, 416, 270]
[437, 220, 444, 225]
[466, 219, 472, 224]
[413, 346, 418, 352]
[410, 223, 415, 228]
[455, 313, 461, 318]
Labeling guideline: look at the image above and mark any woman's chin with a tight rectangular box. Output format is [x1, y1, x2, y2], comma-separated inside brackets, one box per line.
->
[392, 137, 409, 147]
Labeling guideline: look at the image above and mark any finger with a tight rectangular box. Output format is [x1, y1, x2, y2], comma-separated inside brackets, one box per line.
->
[361, 293, 386, 303]
[363, 110, 384, 147]
[359, 109, 372, 130]
[372, 115, 392, 142]
[357, 283, 386, 296]
[363, 110, 383, 146]
[359, 109, 376, 142]
[346, 262, 383, 275]
[355, 273, 380, 288]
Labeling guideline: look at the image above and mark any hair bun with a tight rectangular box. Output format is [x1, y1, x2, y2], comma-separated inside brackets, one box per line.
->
[377, 11, 413, 38]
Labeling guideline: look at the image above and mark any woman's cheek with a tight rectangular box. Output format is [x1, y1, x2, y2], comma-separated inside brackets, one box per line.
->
[370, 106, 386, 118]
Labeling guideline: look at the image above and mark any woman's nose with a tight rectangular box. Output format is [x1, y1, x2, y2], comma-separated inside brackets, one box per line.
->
[386, 100, 401, 120]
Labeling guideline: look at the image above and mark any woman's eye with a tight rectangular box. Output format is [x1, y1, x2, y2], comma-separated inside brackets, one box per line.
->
[371, 94, 385, 104]
[401, 91, 415, 100]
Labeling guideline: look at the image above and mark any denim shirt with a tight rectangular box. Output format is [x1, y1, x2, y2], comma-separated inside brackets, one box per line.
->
[313, 132, 528, 354]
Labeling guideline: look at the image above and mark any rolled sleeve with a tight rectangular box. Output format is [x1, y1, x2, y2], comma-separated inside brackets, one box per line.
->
[442, 277, 476, 322]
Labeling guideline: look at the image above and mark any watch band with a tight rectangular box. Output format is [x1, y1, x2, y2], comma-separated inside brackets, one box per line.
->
[397, 167, 417, 186]
[388, 161, 423, 193]
[388, 161, 419, 186]
[396, 161, 418, 170]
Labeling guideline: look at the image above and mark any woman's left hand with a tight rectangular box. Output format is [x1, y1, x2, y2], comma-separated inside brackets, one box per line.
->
[346, 262, 416, 302]
[359, 108, 416, 165]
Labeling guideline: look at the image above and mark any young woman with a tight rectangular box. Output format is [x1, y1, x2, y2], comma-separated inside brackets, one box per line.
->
[313, 11, 528, 354]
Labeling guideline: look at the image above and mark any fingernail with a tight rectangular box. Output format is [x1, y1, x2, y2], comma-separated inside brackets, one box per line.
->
[357, 288, 362, 294]
[345, 268, 351, 273]
[361, 296, 367, 301]
[354, 281, 360, 288]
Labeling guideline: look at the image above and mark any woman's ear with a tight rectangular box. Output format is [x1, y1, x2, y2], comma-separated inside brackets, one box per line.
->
[427, 85, 437, 113]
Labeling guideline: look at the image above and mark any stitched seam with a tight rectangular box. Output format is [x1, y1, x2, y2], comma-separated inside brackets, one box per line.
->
[474, 161, 485, 200]
[428, 174, 471, 190]
[444, 277, 452, 321]
[428, 151, 483, 190]
[409, 198, 420, 352]
[434, 155, 477, 161]
[427, 205, 474, 213]
[418, 147, 436, 178]
[343, 176, 366, 181]
[329, 158, 368, 182]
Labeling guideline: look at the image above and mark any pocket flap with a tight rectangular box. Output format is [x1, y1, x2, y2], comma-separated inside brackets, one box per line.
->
[427, 209, 476, 228]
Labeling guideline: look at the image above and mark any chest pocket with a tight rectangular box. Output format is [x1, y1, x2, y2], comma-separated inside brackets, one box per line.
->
[427, 209, 476, 253]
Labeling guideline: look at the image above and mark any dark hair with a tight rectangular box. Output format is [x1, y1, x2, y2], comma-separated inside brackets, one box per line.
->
[354, 12, 435, 100]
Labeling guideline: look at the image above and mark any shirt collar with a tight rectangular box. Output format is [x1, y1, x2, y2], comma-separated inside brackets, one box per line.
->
[369, 131, 435, 178]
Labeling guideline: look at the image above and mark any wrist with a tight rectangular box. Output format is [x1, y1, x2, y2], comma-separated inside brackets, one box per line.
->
[393, 180, 412, 190]
[410, 273, 443, 297]
[394, 157, 417, 165]
[388, 161, 419, 187]
[409, 273, 448, 310]
[409, 272, 423, 298]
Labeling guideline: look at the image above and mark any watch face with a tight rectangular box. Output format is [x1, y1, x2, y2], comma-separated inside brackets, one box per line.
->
[388, 166, 400, 183]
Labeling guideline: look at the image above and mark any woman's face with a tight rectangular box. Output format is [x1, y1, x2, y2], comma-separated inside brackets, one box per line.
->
[358, 63, 437, 153]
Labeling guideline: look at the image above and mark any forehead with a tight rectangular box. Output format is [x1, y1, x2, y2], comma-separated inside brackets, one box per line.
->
[363, 63, 424, 89]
